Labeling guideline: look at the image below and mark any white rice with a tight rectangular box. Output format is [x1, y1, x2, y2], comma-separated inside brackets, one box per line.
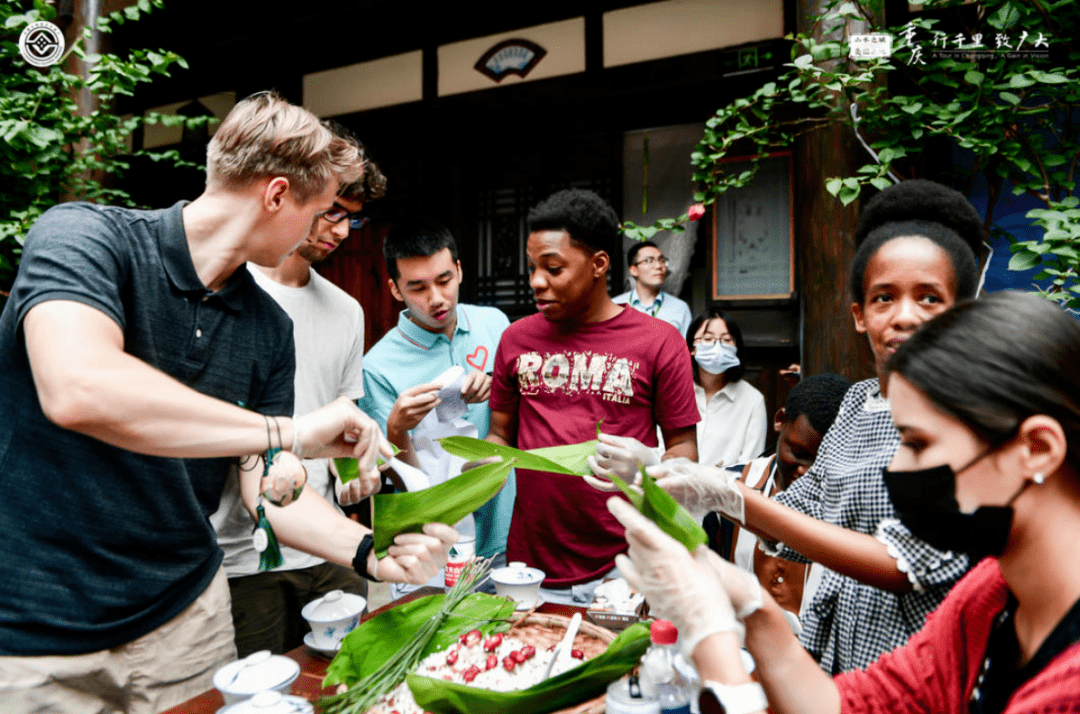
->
[373, 633, 578, 714]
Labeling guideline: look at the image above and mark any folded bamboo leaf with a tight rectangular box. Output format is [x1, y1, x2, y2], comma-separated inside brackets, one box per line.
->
[372, 458, 514, 557]
[607, 469, 707, 552]
[438, 436, 597, 476]
[324, 592, 515, 688]
[408, 622, 651, 714]
[333, 443, 402, 485]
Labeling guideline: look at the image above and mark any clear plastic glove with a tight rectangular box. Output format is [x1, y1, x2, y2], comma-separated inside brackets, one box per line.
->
[645, 459, 746, 522]
[700, 548, 764, 621]
[609, 497, 739, 659]
[587, 433, 660, 485]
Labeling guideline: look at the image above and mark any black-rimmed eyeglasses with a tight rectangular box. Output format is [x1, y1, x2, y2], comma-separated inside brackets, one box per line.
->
[317, 205, 370, 230]
[634, 256, 669, 267]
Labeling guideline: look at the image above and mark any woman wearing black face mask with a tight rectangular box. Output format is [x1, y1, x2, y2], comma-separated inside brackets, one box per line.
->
[606, 290, 1080, 714]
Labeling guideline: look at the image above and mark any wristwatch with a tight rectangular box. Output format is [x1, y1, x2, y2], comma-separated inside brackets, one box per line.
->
[699, 681, 768, 714]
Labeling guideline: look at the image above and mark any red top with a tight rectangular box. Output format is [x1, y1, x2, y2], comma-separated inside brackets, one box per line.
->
[836, 558, 1080, 713]
[490, 306, 700, 586]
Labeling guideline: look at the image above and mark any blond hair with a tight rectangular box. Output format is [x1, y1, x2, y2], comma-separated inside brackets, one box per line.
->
[206, 92, 362, 203]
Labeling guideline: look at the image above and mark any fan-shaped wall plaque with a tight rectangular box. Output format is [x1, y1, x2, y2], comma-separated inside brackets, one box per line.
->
[475, 38, 547, 82]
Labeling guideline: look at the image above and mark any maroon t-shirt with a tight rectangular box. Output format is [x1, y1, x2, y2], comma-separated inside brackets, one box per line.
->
[490, 306, 700, 586]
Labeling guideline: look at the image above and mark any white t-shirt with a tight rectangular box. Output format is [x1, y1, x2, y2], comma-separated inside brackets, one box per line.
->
[211, 266, 366, 575]
[695, 379, 767, 469]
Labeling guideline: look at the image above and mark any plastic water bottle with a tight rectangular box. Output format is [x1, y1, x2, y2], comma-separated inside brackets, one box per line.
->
[638, 620, 693, 714]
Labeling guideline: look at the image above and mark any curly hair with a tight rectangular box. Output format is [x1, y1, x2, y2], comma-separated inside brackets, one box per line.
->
[849, 180, 984, 305]
[526, 188, 621, 257]
[324, 121, 387, 203]
[783, 374, 852, 436]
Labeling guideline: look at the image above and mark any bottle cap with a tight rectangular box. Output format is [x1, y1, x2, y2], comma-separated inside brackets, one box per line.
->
[649, 619, 678, 645]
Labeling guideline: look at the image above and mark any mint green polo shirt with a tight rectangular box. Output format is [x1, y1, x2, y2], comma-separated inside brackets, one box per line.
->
[358, 304, 515, 558]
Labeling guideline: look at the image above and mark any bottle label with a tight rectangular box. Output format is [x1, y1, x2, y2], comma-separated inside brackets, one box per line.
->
[660, 705, 691, 714]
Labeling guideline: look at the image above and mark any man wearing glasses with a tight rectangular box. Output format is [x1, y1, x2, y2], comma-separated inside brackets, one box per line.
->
[614, 240, 693, 337]
[211, 124, 389, 657]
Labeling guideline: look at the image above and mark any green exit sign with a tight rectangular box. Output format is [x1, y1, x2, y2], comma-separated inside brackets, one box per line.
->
[721, 42, 782, 76]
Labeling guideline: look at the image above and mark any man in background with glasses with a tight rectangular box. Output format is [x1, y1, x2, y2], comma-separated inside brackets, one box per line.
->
[613, 240, 692, 337]
[211, 123, 389, 657]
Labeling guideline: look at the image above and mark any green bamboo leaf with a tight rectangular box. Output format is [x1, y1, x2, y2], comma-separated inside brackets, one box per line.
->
[409, 622, 651, 714]
[372, 458, 515, 556]
[606, 469, 707, 552]
[325, 592, 515, 687]
[332, 444, 402, 484]
[437, 436, 598, 476]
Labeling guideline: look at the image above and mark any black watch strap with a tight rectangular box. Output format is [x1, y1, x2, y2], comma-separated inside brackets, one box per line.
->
[352, 533, 380, 581]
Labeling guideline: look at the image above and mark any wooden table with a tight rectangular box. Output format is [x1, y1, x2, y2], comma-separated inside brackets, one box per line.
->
[161, 589, 587, 713]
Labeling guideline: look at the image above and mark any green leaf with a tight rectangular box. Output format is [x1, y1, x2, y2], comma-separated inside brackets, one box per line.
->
[437, 436, 598, 476]
[409, 622, 651, 714]
[999, 92, 1022, 105]
[332, 443, 402, 484]
[838, 184, 861, 206]
[824, 178, 843, 197]
[325, 592, 515, 688]
[1008, 251, 1042, 271]
[607, 468, 707, 553]
[964, 70, 985, 86]
[372, 458, 514, 556]
[987, 3, 1020, 30]
[1008, 73, 1036, 89]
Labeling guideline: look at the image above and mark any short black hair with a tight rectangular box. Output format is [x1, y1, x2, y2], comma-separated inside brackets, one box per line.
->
[686, 308, 746, 383]
[383, 217, 458, 281]
[527, 188, 621, 257]
[783, 374, 852, 436]
[627, 240, 659, 268]
[849, 180, 984, 305]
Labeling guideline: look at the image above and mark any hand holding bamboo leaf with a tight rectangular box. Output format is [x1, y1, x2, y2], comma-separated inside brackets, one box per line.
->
[372, 458, 515, 557]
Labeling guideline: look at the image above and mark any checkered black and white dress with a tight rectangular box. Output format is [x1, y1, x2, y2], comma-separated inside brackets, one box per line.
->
[769, 378, 971, 674]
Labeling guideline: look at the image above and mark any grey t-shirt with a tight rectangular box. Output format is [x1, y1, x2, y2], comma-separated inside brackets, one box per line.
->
[0, 201, 295, 655]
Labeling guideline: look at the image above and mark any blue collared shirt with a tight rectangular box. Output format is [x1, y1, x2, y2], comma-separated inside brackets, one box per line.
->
[613, 288, 693, 337]
[358, 304, 515, 558]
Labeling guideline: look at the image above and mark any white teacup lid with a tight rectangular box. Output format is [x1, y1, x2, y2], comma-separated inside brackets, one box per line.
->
[213, 651, 299, 696]
[301, 589, 366, 622]
[222, 691, 314, 714]
[491, 562, 545, 585]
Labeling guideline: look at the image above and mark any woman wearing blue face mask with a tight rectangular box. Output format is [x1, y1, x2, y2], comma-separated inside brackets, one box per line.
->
[608, 290, 1080, 714]
[687, 309, 767, 469]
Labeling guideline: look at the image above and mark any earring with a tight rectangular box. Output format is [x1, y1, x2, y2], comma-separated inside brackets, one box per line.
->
[1033, 472, 1045, 485]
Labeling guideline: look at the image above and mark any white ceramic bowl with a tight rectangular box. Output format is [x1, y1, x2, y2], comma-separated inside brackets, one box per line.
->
[301, 589, 366, 650]
[220, 690, 314, 714]
[490, 561, 545, 608]
[213, 651, 300, 705]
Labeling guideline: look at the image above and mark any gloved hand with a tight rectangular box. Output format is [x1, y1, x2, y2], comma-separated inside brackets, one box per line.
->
[608, 497, 740, 659]
[700, 547, 764, 621]
[645, 459, 746, 522]
[586, 433, 660, 487]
